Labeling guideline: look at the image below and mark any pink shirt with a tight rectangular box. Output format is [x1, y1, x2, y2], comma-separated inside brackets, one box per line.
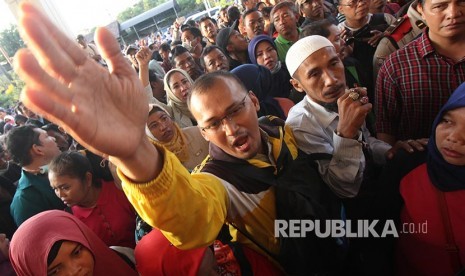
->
[72, 180, 136, 248]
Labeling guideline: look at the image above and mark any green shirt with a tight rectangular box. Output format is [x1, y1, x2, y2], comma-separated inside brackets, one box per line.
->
[275, 29, 301, 63]
[10, 170, 65, 226]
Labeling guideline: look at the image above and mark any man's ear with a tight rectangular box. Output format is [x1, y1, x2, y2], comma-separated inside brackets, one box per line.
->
[30, 144, 44, 157]
[248, 91, 261, 112]
[199, 127, 210, 141]
[416, 4, 425, 20]
[290, 78, 305, 93]
[226, 43, 233, 53]
[337, 5, 344, 15]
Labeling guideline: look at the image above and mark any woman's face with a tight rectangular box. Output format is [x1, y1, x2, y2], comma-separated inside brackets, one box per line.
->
[435, 107, 465, 166]
[169, 72, 191, 103]
[47, 241, 94, 276]
[49, 172, 92, 207]
[255, 41, 278, 71]
[147, 111, 175, 143]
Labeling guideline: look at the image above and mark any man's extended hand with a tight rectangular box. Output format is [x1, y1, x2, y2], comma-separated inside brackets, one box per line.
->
[14, 2, 161, 182]
[385, 138, 429, 159]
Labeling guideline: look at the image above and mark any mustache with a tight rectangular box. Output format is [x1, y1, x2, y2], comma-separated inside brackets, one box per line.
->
[323, 83, 345, 97]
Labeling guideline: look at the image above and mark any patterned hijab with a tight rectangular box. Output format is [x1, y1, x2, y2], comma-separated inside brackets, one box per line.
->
[146, 104, 190, 163]
[9, 210, 137, 276]
[163, 68, 195, 120]
[427, 82, 465, 191]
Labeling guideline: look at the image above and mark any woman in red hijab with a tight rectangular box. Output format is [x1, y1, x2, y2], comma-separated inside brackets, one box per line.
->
[9, 210, 137, 276]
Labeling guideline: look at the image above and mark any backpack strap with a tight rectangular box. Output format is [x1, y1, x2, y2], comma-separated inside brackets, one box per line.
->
[436, 190, 463, 273]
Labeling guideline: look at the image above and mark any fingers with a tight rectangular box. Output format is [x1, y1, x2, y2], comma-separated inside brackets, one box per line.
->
[94, 27, 135, 76]
[406, 139, 427, 151]
[21, 86, 73, 129]
[135, 47, 152, 65]
[368, 31, 383, 47]
[14, 49, 73, 106]
[339, 87, 369, 106]
[19, 3, 87, 83]
[417, 138, 429, 146]
[395, 140, 420, 154]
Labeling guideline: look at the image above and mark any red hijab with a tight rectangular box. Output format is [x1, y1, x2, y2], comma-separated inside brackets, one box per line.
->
[9, 210, 137, 276]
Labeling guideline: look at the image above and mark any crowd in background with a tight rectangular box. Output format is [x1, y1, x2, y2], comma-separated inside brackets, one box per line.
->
[1, 0, 465, 275]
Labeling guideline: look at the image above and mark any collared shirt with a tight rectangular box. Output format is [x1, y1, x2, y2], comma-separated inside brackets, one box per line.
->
[10, 170, 65, 226]
[275, 29, 301, 64]
[375, 30, 465, 140]
[286, 96, 391, 198]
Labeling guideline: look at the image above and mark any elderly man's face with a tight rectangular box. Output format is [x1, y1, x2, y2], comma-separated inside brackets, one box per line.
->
[203, 48, 230, 73]
[173, 52, 201, 80]
[272, 7, 298, 37]
[291, 47, 346, 104]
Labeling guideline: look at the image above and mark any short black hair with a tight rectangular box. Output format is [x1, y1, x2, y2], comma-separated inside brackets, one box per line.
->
[182, 27, 202, 39]
[261, 6, 272, 18]
[199, 16, 214, 26]
[14, 114, 27, 125]
[170, 45, 189, 66]
[159, 42, 170, 52]
[41, 123, 61, 133]
[5, 125, 41, 166]
[300, 19, 333, 39]
[228, 6, 241, 23]
[242, 8, 261, 21]
[171, 40, 182, 47]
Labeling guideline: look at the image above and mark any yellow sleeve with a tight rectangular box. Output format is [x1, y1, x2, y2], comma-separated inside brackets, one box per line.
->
[118, 143, 229, 249]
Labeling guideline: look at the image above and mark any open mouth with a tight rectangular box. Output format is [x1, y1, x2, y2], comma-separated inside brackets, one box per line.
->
[232, 135, 250, 152]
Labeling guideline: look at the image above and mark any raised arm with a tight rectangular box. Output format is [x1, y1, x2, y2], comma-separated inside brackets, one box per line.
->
[14, 2, 161, 182]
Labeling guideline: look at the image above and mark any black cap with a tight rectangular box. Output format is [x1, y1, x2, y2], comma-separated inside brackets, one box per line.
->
[215, 20, 238, 54]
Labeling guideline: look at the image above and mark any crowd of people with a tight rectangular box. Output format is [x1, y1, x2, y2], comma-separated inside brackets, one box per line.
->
[0, 0, 464, 275]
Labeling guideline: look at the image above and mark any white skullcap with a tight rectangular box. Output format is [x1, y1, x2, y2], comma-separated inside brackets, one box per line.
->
[286, 35, 334, 77]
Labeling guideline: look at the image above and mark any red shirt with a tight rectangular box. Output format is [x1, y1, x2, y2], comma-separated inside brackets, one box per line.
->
[397, 163, 465, 275]
[72, 180, 136, 248]
[375, 30, 465, 140]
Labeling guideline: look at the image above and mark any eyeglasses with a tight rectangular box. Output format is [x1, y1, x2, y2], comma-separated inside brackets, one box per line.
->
[199, 93, 248, 133]
[339, 0, 368, 7]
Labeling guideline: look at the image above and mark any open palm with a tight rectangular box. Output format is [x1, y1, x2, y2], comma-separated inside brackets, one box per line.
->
[15, 3, 149, 160]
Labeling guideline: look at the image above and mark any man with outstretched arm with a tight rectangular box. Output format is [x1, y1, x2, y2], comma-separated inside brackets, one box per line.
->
[15, 3, 343, 274]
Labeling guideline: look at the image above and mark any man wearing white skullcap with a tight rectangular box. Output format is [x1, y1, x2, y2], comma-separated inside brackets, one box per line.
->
[284, 35, 425, 273]
[285, 35, 397, 198]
